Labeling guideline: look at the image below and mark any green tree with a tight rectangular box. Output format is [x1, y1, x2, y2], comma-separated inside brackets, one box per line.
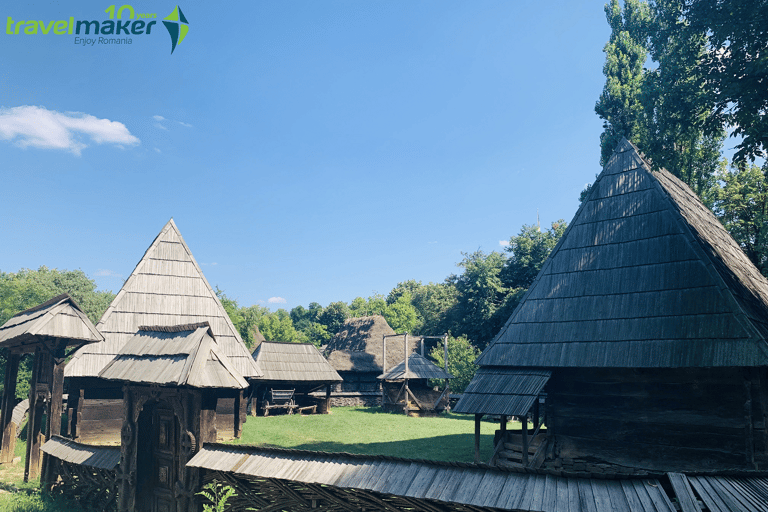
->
[502, 220, 567, 290]
[411, 282, 458, 336]
[428, 336, 480, 394]
[713, 162, 768, 276]
[685, 0, 768, 162]
[444, 251, 508, 350]
[319, 301, 350, 336]
[382, 293, 421, 334]
[595, 0, 652, 166]
[258, 309, 302, 343]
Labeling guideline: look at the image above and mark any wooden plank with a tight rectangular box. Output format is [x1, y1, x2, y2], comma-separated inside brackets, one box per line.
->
[668, 473, 701, 512]
[0, 352, 20, 463]
[605, 479, 632, 512]
[577, 478, 598, 512]
[688, 477, 729, 512]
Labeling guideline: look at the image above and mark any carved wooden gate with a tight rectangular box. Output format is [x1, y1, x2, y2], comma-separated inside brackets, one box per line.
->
[137, 401, 179, 512]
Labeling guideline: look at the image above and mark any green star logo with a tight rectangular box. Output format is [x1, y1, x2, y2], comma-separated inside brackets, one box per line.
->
[162, 5, 188, 54]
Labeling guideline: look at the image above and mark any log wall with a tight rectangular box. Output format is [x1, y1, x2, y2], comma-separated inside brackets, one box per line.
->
[546, 368, 768, 471]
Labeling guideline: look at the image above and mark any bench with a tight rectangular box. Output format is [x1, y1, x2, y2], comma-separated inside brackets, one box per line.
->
[262, 389, 298, 416]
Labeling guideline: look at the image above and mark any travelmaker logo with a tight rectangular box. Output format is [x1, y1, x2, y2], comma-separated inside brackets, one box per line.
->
[5, 4, 189, 54]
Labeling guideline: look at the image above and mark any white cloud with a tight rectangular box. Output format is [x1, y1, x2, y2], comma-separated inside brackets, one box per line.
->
[154, 147, 162, 153]
[178, 121, 193, 128]
[153, 115, 166, 121]
[94, 269, 123, 278]
[154, 123, 168, 130]
[268, 297, 287, 304]
[0, 105, 139, 156]
[499, 240, 510, 247]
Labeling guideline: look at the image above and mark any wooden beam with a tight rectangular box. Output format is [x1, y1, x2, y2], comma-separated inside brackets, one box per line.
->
[25, 347, 48, 481]
[41, 344, 66, 488]
[0, 351, 20, 464]
[474, 413, 482, 463]
[521, 415, 529, 467]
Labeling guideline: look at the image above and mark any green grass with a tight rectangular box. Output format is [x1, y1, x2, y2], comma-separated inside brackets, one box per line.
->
[233, 406, 510, 463]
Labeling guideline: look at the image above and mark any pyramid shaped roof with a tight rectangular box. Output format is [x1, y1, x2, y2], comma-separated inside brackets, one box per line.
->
[66, 219, 262, 378]
[99, 323, 248, 389]
[378, 353, 453, 380]
[0, 293, 103, 351]
[478, 139, 768, 369]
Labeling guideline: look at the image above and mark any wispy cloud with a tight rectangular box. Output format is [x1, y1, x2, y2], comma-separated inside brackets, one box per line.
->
[94, 269, 123, 278]
[268, 297, 287, 304]
[154, 147, 162, 153]
[154, 123, 168, 130]
[0, 105, 139, 156]
[153, 115, 166, 121]
[178, 121, 193, 128]
[499, 240, 510, 247]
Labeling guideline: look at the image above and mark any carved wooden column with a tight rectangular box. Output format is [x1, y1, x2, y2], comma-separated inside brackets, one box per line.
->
[41, 344, 66, 488]
[0, 351, 20, 463]
[117, 385, 136, 512]
[25, 347, 51, 481]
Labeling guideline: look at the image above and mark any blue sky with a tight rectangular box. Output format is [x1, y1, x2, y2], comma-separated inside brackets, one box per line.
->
[1, 1, 608, 311]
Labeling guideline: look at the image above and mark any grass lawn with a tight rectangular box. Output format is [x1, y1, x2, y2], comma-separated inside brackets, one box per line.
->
[233, 406, 512, 463]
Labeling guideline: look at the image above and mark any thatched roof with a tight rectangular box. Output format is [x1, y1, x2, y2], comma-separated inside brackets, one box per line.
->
[66, 219, 261, 379]
[0, 293, 103, 351]
[252, 341, 342, 384]
[98, 323, 248, 389]
[324, 316, 418, 372]
[378, 353, 453, 380]
[477, 139, 768, 370]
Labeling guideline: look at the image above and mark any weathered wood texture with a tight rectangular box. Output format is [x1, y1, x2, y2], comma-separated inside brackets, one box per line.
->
[479, 139, 768, 369]
[65, 219, 261, 379]
[0, 352, 20, 463]
[546, 368, 768, 471]
[188, 444, 679, 512]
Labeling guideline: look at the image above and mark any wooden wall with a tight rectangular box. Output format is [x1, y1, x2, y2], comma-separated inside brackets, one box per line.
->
[545, 368, 768, 471]
[68, 379, 247, 444]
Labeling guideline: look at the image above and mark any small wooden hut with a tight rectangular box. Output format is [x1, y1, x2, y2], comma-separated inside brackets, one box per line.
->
[65, 219, 261, 443]
[456, 139, 768, 472]
[250, 341, 342, 415]
[324, 316, 416, 407]
[97, 322, 248, 512]
[0, 294, 103, 481]
[379, 353, 452, 415]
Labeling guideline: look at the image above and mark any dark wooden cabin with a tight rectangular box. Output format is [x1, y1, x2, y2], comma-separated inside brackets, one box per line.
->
[250, 341, 342, 414]
[456, 139, 768, 473]
[64, 219, 262, 443]
[97, 322, 249, 512]
[324, 316, 416, 407]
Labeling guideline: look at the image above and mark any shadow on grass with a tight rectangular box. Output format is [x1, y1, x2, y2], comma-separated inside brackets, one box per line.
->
[276, 432, 495, 464]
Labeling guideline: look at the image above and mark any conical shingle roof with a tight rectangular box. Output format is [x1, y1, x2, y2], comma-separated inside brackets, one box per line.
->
[478, 139, 768, 369]
[65, 219, 262, 378]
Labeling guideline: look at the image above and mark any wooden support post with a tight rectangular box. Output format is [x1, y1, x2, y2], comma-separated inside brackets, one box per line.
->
[745, 373, 756, 467]
[533, 397, 540, 432]
[443, 334, 448, 372]
[0, 351, 20, 463]
[41, 345, 65, 488]
[500, 414, 507, 442]
[420, 338, 424, 357]
[25, 347, 49, 482]
[382, 335, 386, 408]
[474, 414, 482, 463]
[522, 415, 529, 467]
[403, 333, 410, 415]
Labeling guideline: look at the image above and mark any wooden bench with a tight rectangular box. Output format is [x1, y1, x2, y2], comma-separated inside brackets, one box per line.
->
[262, 389, 298, 416]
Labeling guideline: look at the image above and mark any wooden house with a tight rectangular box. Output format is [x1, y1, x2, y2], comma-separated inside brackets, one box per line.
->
[455, 139, 768, 472]
[0, 294, 103, 481]
[64, 219, 261, 443]
[250, 341, 342, 414]
[97, 322, 248, 512]
[378, 352, 452, 415]
[324, 316, 417, 406]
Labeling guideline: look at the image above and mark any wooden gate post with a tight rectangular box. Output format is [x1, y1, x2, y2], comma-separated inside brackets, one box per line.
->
[41, 344, 66, 487]
[0, 351, 20, 463]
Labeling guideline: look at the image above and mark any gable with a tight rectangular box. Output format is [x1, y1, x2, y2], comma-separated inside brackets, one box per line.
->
[66, 220, 261, 378]
[478, 140, 768, 368]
